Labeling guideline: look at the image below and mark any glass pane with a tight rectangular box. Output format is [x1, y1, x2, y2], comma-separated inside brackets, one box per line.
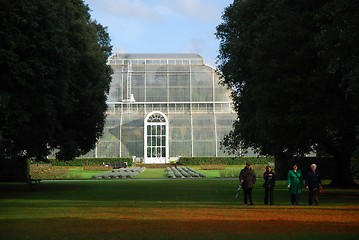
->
[157, 147, 162, 157]
[147, 147, 151, 157]
[161, 147, 166, 157]
[193, 141, 216, 156]
[152, 147, 156, 157]
[169, 140, 191, 156]
[157, 125, 162, 135]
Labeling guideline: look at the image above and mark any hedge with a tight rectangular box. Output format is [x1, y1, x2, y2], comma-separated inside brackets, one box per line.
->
[178, 157, 274, 166]
[32, 158, 132, 166]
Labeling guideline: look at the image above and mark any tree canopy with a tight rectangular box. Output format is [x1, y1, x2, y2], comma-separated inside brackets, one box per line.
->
[216, 0, 359, 185]
[0, 0, 112, 164]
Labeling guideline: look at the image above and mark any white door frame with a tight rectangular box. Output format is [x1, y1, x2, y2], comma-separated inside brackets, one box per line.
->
[144, 111, 169, 164]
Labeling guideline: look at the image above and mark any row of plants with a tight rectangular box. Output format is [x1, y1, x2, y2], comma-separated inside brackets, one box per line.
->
[178, 157, 274, 165]
[32, 158, 132, 166]
[166, 166, 206, 178]
[92, 167, 146, 179]
[32, 157, 273, 167]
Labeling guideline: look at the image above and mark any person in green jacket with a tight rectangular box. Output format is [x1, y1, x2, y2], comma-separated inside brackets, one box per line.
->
[287, 163, 303, 205]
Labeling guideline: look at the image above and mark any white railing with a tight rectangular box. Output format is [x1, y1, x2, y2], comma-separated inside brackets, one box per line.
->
[106, 101, 234, 115]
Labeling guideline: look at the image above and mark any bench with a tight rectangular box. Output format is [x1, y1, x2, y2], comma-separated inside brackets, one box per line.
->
[27, 175, 41, 189]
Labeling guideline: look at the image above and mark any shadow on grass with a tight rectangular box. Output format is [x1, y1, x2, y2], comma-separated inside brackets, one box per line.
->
[1, 180, 359, 240]
[1, 217, 359, 240]
[1, 180, 359, 206]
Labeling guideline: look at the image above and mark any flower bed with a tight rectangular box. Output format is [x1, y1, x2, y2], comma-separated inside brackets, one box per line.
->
[92, 167, 146, 179]
[166, 166, 205, 178]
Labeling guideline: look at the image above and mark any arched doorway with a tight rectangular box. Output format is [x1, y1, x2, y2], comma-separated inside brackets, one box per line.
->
[144, 111, 169, 163]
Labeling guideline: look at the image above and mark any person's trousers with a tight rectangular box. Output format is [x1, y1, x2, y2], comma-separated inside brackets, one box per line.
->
[264, 188, 274, 205]
[243, 187, 253, 205]
[291, 193, 300, 205]
[308, 188, 319, 205]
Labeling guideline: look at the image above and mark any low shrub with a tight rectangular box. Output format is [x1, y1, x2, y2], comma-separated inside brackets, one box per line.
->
[200, 164, 226, 170]
[166, 166, 206, 178]
[220, 164, 267, 178]
[83, 166, 113, 171]
[171, 167, 185, 178]
[186, 167, 206, 178]
[178, 157, 273, 166]
[166, 167, 176, 178]
[32, 158, 132, 166]
[92, 167, 146, 179]
[30, 165, 68, 179]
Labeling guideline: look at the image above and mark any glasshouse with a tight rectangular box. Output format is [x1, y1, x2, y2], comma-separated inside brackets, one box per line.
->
[83, 53, 238, 163]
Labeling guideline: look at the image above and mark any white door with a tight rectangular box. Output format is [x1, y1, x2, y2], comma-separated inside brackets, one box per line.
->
[144, 112, 168, 164]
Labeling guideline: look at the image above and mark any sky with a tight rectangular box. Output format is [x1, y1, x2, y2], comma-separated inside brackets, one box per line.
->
[84, 0, 233, 67]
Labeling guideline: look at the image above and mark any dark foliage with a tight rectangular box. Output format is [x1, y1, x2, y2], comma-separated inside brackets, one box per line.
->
[216, 0, 359, 186]
[0, 0, 112, 169]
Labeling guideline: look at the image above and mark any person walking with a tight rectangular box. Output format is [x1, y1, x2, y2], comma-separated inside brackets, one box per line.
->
[239, 161, 256, 206]
[263, 165, 275, 205]
[287, 163, 303, 205]
[305, 163, 322, 205]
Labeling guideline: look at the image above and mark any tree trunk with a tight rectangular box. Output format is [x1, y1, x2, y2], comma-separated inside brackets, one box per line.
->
[319, 134, 357, 187]
[0, 156, 28, 182]
[330, 153, 356, 187]
[274, 152, 291, 180]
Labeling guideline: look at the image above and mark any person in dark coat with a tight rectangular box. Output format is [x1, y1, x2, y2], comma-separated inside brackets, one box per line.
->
[263, 165, 275, 205]
[305, 163, 322, 205]
[239, 161, 256, 205]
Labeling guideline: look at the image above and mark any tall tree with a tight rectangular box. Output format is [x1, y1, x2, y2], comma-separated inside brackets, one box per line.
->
[216, 0, 358, 186]
[0, 0, 112, 179]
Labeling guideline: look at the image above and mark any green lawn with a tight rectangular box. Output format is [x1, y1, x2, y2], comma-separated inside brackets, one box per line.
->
[30, 164, 262, 180]
[0, 179, 358, 239]
[134, 168, 168, 178]
[61, 168, 103, 179]
[134, 167, 235, 179]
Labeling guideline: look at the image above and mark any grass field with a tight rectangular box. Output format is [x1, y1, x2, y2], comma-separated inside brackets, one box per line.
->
[29, 164, 260, 180]
[1, 179, 359, 240]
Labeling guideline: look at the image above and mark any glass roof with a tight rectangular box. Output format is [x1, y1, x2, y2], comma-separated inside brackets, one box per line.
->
[110, 53, 203, 60]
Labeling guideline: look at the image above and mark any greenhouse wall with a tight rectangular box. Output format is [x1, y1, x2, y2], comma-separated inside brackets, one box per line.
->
[82, 53, 243, 163]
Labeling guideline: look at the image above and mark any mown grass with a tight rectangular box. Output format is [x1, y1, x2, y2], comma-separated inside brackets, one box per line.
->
[30, 164, 268, 180]
[134, 168, 167, 178]
[0, 179, 358, 240]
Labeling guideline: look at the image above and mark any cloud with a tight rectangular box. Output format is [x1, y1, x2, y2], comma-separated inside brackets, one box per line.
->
[184, 38, 209, 54]
[99, 0, 162, 21]
[84, 0, 230, 64]
[87, 0, 222, 22]
[159, 0, 222, 21]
